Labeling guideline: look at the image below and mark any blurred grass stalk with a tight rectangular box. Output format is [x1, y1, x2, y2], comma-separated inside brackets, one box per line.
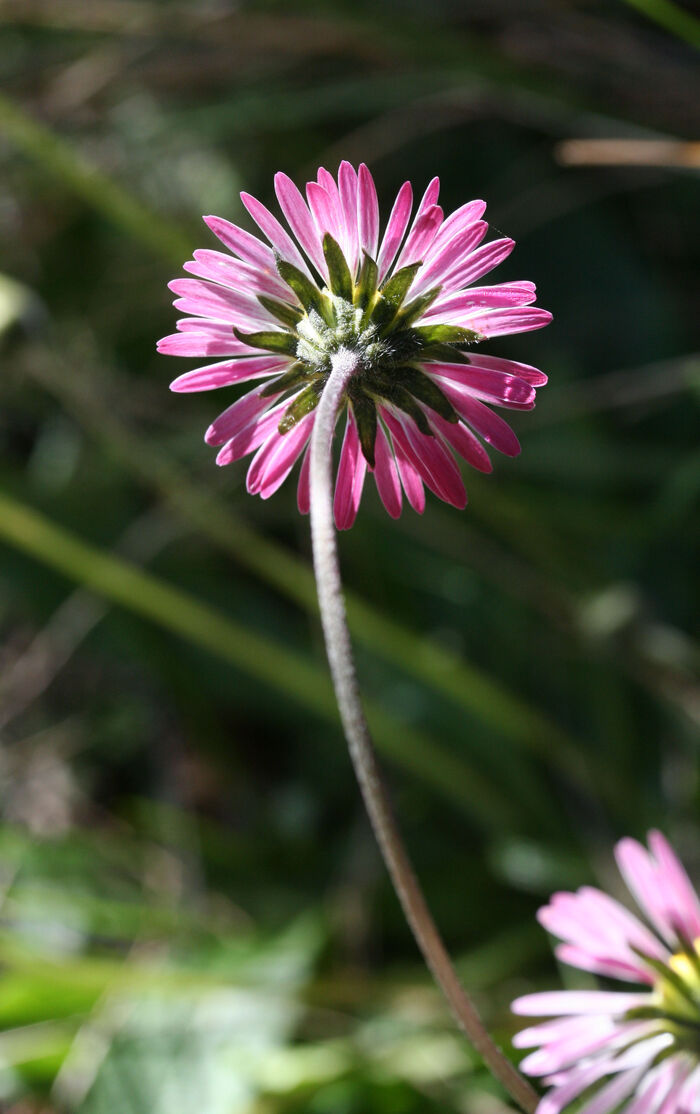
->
[0, 488, 518, 829]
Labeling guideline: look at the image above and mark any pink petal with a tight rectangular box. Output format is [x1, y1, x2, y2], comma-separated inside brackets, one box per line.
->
[459, 353, 548, 388]
[648, 831, 700, 940]
[430, 413, 493, 473]
[357, 163, 379, 259]
[158, 330, 251, 358]
[171, 355, 291, 393]
[537, 1062, 614, 1114]
[382, 411, 466, 509]
[423, 200, 486, 261]
[436, 381, 521, 456]
[409, 221, 488, 297]
[433, 237, 515, 296]
[377, 181, 413, 281]
[185, 250, 293, 301]
[554, 943, 653, 984]
[273, 172, 327, 278]
[203, 215, 276, 270]
[372, 422, 402, 518]
[512, 991, 647, 1017]
[338, 161, 360, 275]
[421, 281, 538, 318]
[306, 181, 343, 251]
[247, 412, 314, 498]
[316, 167, 346, 254]
[462, 306, 553, 338]
[394, 204, 443, 270]
[388, 428, 425, 514]
[334, 413, 367, 530]
[431, 366, 535, 409]
[240, 191, 313, 277]
[168, 278, 276, 329]
[215, 399, 288, 466]
[576, 1066, 648, 1114]
[205, 385, 275, 446]
[297, 445, 311, 515]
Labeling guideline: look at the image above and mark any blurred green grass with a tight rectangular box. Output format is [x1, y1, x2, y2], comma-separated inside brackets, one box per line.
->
[0, 2, 698, 1112]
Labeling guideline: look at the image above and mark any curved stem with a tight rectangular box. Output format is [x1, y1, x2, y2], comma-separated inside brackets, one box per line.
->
[308, 348, 538, 1114]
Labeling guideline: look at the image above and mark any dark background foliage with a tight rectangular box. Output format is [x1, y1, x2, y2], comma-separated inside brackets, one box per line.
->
[0, 2, 698, 1111]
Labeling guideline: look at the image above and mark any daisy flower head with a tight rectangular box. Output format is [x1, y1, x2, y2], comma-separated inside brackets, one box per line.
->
[159, 163, 551, 528]
[513, 831, 700, 1114]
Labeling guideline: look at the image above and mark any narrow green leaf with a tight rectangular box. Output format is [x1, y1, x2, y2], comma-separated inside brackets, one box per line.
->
[349, 393, 378, 466]
[276, 258, 333, 324]
[372, 381, 432, 435]
[322, 233, 353, 301]
[371, 263, 422, 328]
[257, 295, 303, 328]
[418, 341, 471, 364]
[397, 285, 442, 327]
[233, 328, 298, 355]
[396, 366, 458, 422]
[354, 251, 378, 309]
[414, 323, 481, 346]
[260, 362, 314, 398]
[278, 382, 322, 433]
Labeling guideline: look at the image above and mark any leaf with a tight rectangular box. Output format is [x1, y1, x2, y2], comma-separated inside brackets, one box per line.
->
[257, 296, 303, 328]
[322, 233, 353, 301]
[349, 392, 378, 466]
[354, 251, 378, 310]
[370, 263, 422, 328]
[278, 382, 323, 433]
[414, 323, 481, 346]
[395, 366, 458, 422]
[260, 362, 314, 398]
[233, 328, 298, 355]
[276, 258, 333, 324]
[396, 285, 441, 328]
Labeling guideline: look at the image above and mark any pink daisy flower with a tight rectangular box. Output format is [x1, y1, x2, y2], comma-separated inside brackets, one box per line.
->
[159, 162, 551, 528]
[513, 831, 700, 1114]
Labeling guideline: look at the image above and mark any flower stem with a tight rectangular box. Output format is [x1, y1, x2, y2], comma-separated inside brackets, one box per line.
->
[308, 348, 539, 1114]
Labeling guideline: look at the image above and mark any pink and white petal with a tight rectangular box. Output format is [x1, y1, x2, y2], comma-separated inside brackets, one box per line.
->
[158, 330, 249, 358]
[274, 172, 327, 278]
[247, 412, 315, 498]
[514, 1014, 618, 1051]
[297, 444, 311, 515]
[431, 366, 536, 409]
[554, 943, 652, 983]
[537, 1062, 615, 1114]
[338, 161, 360, 274]
[171, 355, 291, 393]
[316, 167, 346, 252]
[185, 250, 294, 302]
[169, 278, 277, 330]
[648, 831, 700, 940]
[372, 422, 403, 518]
[377, 181, 413, 282]
[577, 1066, 649, 1114]
[459, 353, 548, 388]
[624, 1061, 680, 1114]
[357, 163, 380, 259]
[203, 215, 277, 270]
[656, 1059, 694, 1114]
[240, 191, 313, 277]
[423, 200, 486, 262]
[205, 384, 276, 446]
[461, 306, 553, 338]
[394, 204, 443, 270]
[306, 181, 343, 251]
[512, 991, 648, 1018]
[334, 414, 367, 530]
[436, 383, 521, 456]
[409, 221, 488, 296]
[519, 1019, 620, 1076]
[421, 281, 538, 319]
[616, 838, 694, 946]
[383, 411, 467, 509]
[430, 413, 493, 473]
[432, 237, 516, 296]
[382, 415, 425, 513]
[215, 398, 289, 466]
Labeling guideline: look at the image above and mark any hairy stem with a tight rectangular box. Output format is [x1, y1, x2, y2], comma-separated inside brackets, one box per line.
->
[308, 347, 538, 1114]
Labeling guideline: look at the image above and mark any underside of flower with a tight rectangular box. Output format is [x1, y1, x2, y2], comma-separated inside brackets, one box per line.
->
[159, 163, 552, 528]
